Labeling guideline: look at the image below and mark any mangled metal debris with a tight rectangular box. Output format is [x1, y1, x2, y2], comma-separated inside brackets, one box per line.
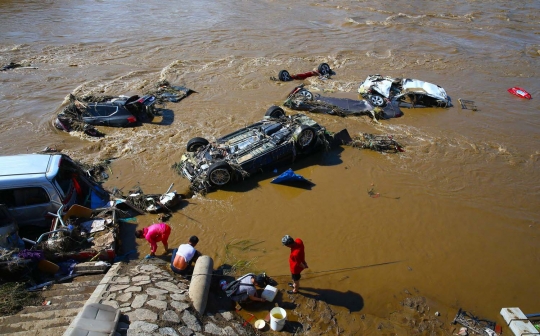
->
[145, 80, 194, 103]
[350, 133, 404, 153]
[112, 184, 183, 214]
[358, 74, 452, 108]
[458, 98, 478, 111]
[452, 308, 498, 336]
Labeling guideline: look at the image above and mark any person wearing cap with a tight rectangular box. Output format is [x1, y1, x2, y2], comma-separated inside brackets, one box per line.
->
[171, 235, 201, 275]
[282, 235, 308, 294]
[135, 222, 171, 259]
[231, 273, 268, 303]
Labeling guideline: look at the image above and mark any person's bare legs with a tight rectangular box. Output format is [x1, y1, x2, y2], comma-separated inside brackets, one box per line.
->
[292, 279, 299, 293]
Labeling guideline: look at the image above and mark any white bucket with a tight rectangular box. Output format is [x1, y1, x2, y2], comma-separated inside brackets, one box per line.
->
[269, 307, 287, 331]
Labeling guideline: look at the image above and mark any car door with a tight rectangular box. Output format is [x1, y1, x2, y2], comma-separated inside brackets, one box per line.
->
[0, 204, 21, 249]
[1, 186, 58, 227]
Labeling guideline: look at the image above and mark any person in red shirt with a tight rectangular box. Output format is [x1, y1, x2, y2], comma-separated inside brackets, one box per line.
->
[282, 235, 308, 294]
[135, 222, 171, 258]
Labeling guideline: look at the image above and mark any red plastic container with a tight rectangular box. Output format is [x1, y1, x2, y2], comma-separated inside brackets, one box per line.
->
[507, 87, 532, 99]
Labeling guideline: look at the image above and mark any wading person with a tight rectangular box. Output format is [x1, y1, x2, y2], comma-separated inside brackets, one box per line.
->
[282, 235, 308, 294]
[171, 235, 201, 275]
[135, 222, 171, 258]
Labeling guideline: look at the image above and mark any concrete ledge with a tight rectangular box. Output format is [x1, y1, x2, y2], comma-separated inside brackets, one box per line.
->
[62, 263, 122, 336]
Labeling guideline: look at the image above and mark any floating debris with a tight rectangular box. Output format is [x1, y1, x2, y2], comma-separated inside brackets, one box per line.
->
[271, 169, 314, 186]
[351, 133, 404, 153]
[458, 98, 478, 111]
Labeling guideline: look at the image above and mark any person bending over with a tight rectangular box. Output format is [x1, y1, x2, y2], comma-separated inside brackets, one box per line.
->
[135, 222, 171, 258]
[230, 273, 267, 303]
[171, 235, 201, 275]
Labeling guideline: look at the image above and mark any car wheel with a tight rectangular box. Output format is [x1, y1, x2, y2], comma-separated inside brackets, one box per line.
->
[297, 89, 313, 101]
[294, 126, 316, 150]
[318, 63, 331, 76]
[207, 162, 232, 186]
[265, 106, 286, 118]
[278, 70, 292, 82]
[370, 94, 386, 107]
[187, 137, 209, 152]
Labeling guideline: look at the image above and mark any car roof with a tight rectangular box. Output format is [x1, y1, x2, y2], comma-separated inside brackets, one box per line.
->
[0, 154, 59, 177]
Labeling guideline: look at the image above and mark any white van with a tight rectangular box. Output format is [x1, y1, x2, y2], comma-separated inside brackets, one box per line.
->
[0, 154, 108, 228]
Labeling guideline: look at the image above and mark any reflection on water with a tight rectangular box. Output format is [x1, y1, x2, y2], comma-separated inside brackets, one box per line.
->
[0, 0, 539, 323]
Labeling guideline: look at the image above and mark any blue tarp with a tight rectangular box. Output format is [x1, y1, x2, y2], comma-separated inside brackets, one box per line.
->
[90, 190, 109, 209]
[271, 168, 312, 185]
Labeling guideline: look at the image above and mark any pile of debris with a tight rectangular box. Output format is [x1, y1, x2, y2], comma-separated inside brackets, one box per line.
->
[350, 133, 405, 153]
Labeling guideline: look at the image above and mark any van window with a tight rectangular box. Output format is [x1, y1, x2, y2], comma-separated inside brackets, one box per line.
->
[0, 187, 50, 207]
[0, 206, 14, 227]
[53, 160, 77, 197]
[0, 190, 16, 207]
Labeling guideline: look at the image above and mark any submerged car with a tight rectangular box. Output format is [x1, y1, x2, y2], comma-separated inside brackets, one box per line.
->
[174, 106, 343, 193]
[55, 94, 157, 132]
[284, 84, 404, 120]
[358, 74, 451, 108]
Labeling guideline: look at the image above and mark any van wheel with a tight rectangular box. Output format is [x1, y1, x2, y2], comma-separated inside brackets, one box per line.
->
[187, 137, 209, 152]
[293, 126, 316, 150]
[265, 106, 285, 118]
[207, 162, 232, 186]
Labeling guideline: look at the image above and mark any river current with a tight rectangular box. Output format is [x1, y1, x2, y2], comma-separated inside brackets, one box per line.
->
[0, 0, 539, 328]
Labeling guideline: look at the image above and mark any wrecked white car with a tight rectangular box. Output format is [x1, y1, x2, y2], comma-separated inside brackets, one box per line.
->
[358, 75, 452, 108]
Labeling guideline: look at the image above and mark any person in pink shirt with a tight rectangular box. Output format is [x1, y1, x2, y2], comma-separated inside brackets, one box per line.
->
[135, 222, 171, 258]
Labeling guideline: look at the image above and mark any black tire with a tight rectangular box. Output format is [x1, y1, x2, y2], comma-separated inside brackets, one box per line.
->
[369, 94, 387, 107]
[293, 126, 317, 150]
[207, 161, 232, 187]
[317, 63, 331, 76]
[264, 106, 286, 118]
[187, 137, 209, 152]
[296, 89, 313, 101]
[278, 70, 292, 82]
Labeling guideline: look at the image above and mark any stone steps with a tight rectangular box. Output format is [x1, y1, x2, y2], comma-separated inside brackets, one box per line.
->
[0, 274, 104, 336]
[40, 284, 97, 298]
[19, 300, 87, 314]
[8, 326, 69, 336]
[0, 307, 81, 326]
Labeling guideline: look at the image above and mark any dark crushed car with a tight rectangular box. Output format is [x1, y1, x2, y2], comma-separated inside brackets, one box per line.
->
[284, 84, 404, 120]
[54, 94, 157, 135]
[173, 106, 347, 193]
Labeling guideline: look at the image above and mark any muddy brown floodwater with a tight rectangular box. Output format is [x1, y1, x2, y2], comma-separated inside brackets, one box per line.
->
[0, 0, 539, 334]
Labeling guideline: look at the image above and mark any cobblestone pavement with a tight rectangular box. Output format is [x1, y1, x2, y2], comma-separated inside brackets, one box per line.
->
[96, 260, 255, 336]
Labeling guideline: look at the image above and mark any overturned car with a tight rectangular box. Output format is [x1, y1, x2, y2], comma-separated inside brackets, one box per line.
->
[358, 75, 451, 108]
[54, 94, 157, 136]
[284, 84, 404, 120]
[173, 106, 345, 193]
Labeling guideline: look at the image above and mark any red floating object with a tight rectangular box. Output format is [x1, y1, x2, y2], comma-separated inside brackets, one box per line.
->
[508, 87, 532, 99]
